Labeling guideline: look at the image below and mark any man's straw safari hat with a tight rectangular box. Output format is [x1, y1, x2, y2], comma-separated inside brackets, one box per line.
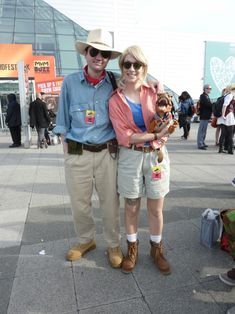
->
[76, 28, 121, 60]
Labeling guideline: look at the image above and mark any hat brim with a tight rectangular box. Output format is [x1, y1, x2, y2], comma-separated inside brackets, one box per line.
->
[76, 41, 121, 60]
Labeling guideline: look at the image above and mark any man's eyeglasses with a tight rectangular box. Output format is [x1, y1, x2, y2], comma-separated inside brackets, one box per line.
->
[88, 47, 111, 59]
[123, 61, 143, 70]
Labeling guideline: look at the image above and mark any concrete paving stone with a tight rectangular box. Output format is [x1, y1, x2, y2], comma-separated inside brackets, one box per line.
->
[228, 306, 235, 314]
[7, 268, 77, 314]
[15, 239, 70, 276]
[145, 284, 223, 314]
[0, 224, 25, 249]
[73, 265, 141, 310]
[163, 219, 201, 249]
[0, 277, 14, 314]
[0, 246, 20, 281]
[21, 219, 69, 245]
[201, 279, 235, 313]
[131, 246, 198, 296]
[176, 245, 234, 283]
[79, 297, 151, 314]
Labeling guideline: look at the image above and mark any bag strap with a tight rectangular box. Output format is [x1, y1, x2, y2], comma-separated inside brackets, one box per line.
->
[107, 71, 118, 91]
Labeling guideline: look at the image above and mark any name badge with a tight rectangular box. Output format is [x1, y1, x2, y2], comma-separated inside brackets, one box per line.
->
[151, 165, 161, 181]
[85, 110, 96, 124]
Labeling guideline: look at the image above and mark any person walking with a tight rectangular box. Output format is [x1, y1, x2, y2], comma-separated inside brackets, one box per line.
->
[29, 92, 51, 148]
[178, 91, 194, 140]
[217, 83, 235, 154]
[5, 93, 21, 148]
[54, 29, 123, 268]
[109, 45, 174, 275]
[197, 84, 212, 150]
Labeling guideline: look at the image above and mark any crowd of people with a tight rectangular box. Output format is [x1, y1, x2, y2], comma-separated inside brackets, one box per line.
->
[5, 29, 235, 304]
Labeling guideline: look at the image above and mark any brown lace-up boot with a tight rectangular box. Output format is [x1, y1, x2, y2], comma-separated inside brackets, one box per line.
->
[150, 240, 171, 275]
[122, 240, 139, 274]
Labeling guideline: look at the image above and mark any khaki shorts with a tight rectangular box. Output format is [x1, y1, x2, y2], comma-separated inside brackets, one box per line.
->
[117, 146, 170, 199]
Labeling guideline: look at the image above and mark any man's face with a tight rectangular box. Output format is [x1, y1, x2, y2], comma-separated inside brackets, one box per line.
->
[205, 86, 212, 94]
[85, 46, 111, 74]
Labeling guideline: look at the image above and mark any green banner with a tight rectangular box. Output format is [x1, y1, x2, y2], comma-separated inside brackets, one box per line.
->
[204, 41, 235, 99]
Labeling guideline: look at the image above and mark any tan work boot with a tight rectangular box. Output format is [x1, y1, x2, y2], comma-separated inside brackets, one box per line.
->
[66, 239, 96, 261]
[107, 246, 123, 268]
[122, 240, 139, 274]
[150, 240, 171, 275]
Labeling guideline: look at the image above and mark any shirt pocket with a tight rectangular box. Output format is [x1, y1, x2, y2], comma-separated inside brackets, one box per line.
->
[70, 103, 89, 126]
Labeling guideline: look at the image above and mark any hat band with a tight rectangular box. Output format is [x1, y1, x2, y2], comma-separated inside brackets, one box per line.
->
[89, 41, 112, 49]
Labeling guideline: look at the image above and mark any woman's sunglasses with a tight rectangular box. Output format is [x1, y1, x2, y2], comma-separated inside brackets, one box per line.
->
[88, 47, 111, 59]
[123, 61, 143, 70]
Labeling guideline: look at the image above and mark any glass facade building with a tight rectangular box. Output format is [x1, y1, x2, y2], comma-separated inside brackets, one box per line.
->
[0, 0, 91, 76]
[0, 0, 178, 117]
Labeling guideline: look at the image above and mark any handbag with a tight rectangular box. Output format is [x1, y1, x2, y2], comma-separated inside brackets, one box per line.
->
[200, 208, 221, 248]
[210, 117, 217, 128]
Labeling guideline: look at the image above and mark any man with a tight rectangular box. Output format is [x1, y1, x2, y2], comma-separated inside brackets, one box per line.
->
[197, 84, 212, 150]
[5, 93, 21, 148]
[54, 29, 123, 268]
[29, 92, 51, 148]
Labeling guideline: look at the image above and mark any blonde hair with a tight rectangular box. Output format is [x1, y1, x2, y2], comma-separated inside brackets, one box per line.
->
[224, 83, 235, 93]
[119, 45, 148, 81]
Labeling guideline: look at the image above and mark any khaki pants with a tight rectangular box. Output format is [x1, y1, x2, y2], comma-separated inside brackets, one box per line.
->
[65, 148, 120, 247]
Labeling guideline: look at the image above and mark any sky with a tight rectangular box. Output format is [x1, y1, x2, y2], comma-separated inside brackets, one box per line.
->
[45, 0, 235, 98]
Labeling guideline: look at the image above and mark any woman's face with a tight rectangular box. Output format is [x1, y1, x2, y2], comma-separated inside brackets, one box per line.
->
[122, 54, 144, 84]
[231, 89, 235, 97]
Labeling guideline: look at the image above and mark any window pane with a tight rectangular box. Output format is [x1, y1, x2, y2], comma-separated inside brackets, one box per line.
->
[14, 33, 34, 45]
[1, 0, 16, 4]
[35, 34, 56, 50]
[54, 10, 69, 21]
[35, 6, 53, 19]
[57, 35, 76, 51]
[74, 25, 87, 39]
[35, 0, 50, 7]
[0, 5, 15, 18]
[59, 68, 77, 76]
[55, 20, 74, 34]
[16, 6, 34, 19]
[0, 32, 13, 43]
[35, 20, 54, 34]
[60, 51, 78, 69]
[15, 19, 34, 33]
[17, 0, 34, 5]
[0, 18, 14, 32]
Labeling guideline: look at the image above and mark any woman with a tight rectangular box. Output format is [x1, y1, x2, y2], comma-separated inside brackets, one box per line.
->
[217, 83, 235, 154]
[109, 45, 174, 275]
[178, 91, 194, 140]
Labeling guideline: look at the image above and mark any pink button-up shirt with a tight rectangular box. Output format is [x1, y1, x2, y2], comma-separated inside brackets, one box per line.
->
[109, 83, 165, 149]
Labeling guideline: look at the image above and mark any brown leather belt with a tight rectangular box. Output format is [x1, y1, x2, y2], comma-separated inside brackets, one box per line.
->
[129, 145, 156, 153]
[83, 143, 107, 152]
[67, 139, 110, 154]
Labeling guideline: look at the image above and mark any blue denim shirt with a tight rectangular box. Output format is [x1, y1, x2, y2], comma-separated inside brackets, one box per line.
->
[54, 71, 116, 144]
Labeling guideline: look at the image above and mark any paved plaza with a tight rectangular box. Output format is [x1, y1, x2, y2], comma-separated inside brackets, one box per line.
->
[0, 124, 234, 314]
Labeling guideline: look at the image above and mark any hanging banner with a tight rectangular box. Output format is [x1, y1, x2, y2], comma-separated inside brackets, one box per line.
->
[35, 77, 64, 94]
[0, 44, 56, 82]
[204, 41, 235, 99]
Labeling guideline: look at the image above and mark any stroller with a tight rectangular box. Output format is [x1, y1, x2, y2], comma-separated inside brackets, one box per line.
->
[44, 110, 61, 145]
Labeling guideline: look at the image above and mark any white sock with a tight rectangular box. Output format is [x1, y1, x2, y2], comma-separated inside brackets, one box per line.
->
[150, 235, 162, 243]
[126, 233, 138, 242]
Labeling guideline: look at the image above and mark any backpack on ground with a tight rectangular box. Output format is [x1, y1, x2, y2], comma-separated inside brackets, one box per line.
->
[220, 209, 235, 260]
[213, 94, 227, 118]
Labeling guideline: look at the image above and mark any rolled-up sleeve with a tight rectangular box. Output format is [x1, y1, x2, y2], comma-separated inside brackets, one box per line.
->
[54, 79, 71, 135]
